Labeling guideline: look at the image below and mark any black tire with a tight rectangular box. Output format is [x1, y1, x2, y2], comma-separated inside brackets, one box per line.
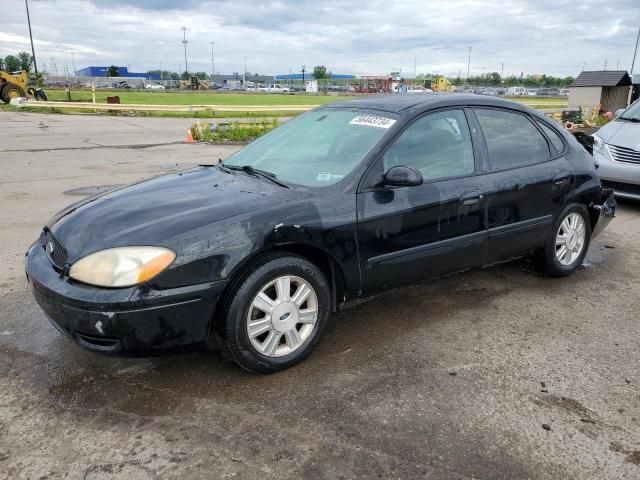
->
[0, 83, 26, 103]
[536, 204, 592, 277]
[220, 253, 331, 374]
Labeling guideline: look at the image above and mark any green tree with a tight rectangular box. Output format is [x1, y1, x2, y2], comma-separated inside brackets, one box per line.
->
[107, 65, 119, 77]
[312, 65, 327, 80]
[17, 51, 33, 72]
[4, 55, 20, 71]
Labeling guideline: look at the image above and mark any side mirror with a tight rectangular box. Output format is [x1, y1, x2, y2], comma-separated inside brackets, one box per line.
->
[383, 166, 423, 187]
[614, 108, 625, 118]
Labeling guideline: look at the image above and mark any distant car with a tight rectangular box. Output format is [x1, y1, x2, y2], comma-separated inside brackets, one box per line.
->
[592, 99, 640, 199]
[145, 83, 165, 90]
[406, 86, 433, 94]
[480, 88, 499, 96]
[26, 94, 615, 373]
[259, 84, 290, 93]
[559, 88, 570, 96]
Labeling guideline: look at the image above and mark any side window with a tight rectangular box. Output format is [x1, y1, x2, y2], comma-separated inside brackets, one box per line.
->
[475, 109, 551, 170]
[382, 109, 474, 181]
[536, 120, 565, 154]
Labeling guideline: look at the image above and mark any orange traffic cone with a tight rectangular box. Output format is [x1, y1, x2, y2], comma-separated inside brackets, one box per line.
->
[186, 129, 195, 143]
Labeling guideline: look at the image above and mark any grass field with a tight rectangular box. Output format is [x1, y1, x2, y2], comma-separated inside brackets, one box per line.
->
[2, 89, 568, 118]
[43, 89, 350, 106]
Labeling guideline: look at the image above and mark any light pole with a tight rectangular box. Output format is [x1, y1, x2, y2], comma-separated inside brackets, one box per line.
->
[466, 46, 472, 85]
[631, 26, 640, 74]
[181, 27, 188, 75]
[210, 42, 215, 79]
[25, 0, 38, 75]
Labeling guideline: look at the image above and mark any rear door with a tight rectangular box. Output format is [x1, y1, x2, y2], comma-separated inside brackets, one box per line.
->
[356, 108, 488, 295]
[471, 108, 574, 263]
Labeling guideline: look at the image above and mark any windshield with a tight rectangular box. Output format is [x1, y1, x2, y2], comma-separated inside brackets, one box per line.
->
[620, 100, 640, 120]
[224, 110, 396, 187]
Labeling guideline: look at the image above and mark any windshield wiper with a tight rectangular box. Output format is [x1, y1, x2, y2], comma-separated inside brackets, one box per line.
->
[223, 163, 290, 188]
[618, 116, 640, 123]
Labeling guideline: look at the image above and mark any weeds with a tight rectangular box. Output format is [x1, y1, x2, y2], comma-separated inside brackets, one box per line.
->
[191, 119, 280, 143]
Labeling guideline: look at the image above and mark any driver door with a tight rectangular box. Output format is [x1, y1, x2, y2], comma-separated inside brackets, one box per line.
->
[356, 108, 489, 295]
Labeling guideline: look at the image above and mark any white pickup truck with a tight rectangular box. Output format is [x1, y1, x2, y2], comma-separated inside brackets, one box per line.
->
[259, 84, 290, 93]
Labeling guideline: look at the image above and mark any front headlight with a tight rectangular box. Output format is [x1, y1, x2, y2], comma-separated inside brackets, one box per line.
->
[592, 134, 605, 153]
[69, 246, 176, 288]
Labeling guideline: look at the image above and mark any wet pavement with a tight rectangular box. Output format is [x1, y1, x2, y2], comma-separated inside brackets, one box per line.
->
[1, 111, 640, 479]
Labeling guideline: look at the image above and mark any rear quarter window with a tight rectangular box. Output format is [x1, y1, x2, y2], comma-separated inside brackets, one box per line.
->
[475, 108, 551, 171]
[536, 120, 565, 154]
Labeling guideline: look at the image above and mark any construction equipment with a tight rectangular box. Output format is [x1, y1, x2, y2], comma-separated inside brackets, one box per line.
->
[180, 76, 210, 90]
[0, 70, 47, 103]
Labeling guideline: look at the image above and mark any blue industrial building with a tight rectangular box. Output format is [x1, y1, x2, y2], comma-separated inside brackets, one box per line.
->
[274, 73, 355, 81]
[75, 66, 160, 80]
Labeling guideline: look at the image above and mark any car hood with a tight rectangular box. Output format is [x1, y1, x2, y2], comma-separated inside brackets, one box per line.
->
[48, 166, 302, 262]
[596, 120, 640, 149]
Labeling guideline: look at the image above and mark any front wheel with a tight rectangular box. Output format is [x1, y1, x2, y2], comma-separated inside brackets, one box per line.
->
[536, 205, 591, 277]
[220, 253, 331, 373]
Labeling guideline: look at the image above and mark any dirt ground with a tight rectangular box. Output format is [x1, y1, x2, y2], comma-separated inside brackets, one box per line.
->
[1, 111, 639, 479]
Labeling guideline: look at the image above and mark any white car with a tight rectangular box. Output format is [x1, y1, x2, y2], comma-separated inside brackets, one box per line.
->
[145, 84, 165, 90]
[592, 99, 640, 200]
[406, 86, 433, 94]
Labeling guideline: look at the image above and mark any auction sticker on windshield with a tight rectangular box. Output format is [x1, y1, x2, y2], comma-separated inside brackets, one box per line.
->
[350, 115, 397, 129]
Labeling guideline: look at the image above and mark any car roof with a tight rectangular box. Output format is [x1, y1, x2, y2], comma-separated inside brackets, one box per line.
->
[324, 93, 534, 116]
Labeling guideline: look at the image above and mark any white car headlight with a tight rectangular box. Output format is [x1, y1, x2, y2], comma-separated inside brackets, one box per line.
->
[69, 246, 176, 288]
[592, 134, 605, 152]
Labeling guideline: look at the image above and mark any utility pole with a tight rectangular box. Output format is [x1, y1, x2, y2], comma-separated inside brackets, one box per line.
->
[181, 27, 188, 75]
[70, 51, 76, 77]
[50, 57, 57, 76]
[501, 62, 504, 80]
[604, 58, 608, 70]
[582, 61, 586, 71]
[413, 57, 417, 80]
[25, 0, 38, 75]
[210, 42, 215, 79]
[631, 26, 640, 74]
[243, 55, 246, 85]
[466, 46, 472, 85]
[301, 65, 306, 84]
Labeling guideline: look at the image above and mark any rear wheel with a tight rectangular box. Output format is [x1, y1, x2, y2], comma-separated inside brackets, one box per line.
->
[536, 205, 591, 277]
[220, 253, 330, 373]
[0, 83, 27, 103]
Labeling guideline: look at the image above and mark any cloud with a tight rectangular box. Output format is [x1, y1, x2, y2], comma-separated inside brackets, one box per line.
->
[1, 0, 638, 77]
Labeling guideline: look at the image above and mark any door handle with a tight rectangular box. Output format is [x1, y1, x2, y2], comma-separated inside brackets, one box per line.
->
[553, 176, 570, 185]
[460, 193, 484, 206]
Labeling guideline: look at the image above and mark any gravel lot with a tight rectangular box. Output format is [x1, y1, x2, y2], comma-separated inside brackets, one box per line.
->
[1, 111, 639, 479]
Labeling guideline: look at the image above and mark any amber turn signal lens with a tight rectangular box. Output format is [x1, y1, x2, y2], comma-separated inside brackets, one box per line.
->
[137, 251, 176, 283]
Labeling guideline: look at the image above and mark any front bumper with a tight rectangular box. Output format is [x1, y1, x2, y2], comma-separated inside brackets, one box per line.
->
[25, 243, 227, 356]
[594, 148, 640, 200]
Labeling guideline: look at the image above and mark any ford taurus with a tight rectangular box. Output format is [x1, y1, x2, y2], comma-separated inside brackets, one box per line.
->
[26, 95, 615, 373]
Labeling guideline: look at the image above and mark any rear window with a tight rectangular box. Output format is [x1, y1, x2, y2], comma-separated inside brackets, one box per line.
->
[475, 109, 551, 170]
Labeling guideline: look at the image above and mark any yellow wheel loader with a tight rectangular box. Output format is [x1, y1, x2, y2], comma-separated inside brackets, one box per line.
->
[0, 70, 48, 103]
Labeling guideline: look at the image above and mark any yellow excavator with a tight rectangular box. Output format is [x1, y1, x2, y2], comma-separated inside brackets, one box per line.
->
[0, 70, 47, 103]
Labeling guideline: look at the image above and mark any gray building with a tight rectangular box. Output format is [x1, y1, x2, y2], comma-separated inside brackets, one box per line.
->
[568, 71, 633, 113]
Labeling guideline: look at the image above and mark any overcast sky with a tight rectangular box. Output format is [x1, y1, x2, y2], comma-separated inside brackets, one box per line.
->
[1, 0, 638, 77]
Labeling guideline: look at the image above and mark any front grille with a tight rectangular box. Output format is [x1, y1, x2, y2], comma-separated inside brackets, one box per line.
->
[43, 230, 68, 269]
[608, 144, 640, 165]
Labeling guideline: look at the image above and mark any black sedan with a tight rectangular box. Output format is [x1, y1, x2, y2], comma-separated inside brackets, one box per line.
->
[26, 95, 615, 373]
